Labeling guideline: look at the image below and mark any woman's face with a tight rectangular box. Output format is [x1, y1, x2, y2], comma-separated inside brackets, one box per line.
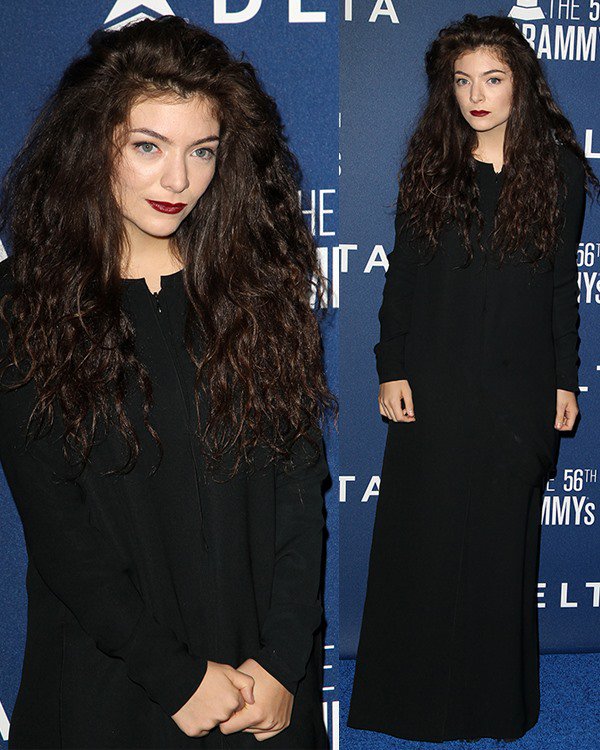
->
[112, 94, 220, 249]
[452, 47, 513, 135]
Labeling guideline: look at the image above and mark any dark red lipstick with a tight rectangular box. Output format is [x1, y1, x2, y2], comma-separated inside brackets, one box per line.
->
[146, 199, 187, 214]
[470, 110, 490, 117]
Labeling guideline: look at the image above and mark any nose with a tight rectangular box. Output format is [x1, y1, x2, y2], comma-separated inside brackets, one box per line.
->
[160, 154, 189, 194]
[469, 80, 485, 104]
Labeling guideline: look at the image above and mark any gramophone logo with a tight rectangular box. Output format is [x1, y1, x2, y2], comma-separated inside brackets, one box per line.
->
[508, 0, 545, 21]
[509, 0, 597, 60]
[104, 0, 175, 30]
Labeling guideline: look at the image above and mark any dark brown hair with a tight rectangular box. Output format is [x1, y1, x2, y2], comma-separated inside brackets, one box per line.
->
[0, 16, 336, 479]
[398, 13, 598, 266]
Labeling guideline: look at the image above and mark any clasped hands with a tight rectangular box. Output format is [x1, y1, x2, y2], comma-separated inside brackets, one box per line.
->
[379, 380, 579, 431]
[171, 658, 293, 741]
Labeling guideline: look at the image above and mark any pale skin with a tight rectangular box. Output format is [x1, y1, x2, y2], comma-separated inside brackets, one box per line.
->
[111, 94, 294, 738]
[112, 93, 221, 291]
[218, 659, 294, 740]
[379, 46, 579, 432]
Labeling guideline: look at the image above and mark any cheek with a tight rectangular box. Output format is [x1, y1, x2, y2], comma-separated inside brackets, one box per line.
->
[196, 164, 217, 194]
[497, 84, 513, 111]
[114, 160, 146, 199]
[498, 90, 512, 114]
[455, 89, 470, 110]
[124, 153, 159, 187]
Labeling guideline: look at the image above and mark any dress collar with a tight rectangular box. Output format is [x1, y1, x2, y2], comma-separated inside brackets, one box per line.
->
[120, 267, 184, 289]
[472, 156, 504, 176]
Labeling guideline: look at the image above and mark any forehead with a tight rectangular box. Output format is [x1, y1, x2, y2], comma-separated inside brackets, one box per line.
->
[453, 46, 507, 73]
[127, 94, 220, 131]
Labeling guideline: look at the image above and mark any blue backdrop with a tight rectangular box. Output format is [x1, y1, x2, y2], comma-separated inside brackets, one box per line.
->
[340, 0, 600, 660]
[0, 1, 339, 747]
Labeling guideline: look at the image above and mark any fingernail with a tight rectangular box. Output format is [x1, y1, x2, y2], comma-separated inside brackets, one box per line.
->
[408, 411, 414, 416]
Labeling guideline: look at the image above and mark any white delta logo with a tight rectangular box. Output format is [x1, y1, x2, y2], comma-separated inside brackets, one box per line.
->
[0, 700, 9, 741]
[344, 0, 400, 23]
[104, 0, 175, 29]
[104, 0, 327, 29]
[212, 0, 326, 23]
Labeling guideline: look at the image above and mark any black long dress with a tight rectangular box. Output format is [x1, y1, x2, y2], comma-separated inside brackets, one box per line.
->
[0, 257, 330, 749]
[347, 145, 586, 742]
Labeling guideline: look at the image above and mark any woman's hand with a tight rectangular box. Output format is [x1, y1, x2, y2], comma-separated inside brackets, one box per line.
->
[218, 658, 294, 741]
[378, 379, 416, 422]
[555, 389, 579, 431]
[171, 660, 255, 737]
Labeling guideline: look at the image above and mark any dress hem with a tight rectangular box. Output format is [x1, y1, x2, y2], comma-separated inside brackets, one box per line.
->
[345, 710, 540, 744]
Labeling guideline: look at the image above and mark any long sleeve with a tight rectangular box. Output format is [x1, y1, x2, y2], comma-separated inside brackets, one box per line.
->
[253, 428, 329, 695]
[552, 150, 586, 392]
[0, 340, 207, 718]
[374, 203, 420, 384]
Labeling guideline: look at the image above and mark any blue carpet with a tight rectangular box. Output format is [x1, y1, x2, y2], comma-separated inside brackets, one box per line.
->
[340, 655, 600, 749]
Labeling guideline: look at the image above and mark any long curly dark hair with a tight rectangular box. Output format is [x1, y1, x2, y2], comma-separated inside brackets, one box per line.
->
[398, 13, 599, 266]
[0, 16, 336, 479]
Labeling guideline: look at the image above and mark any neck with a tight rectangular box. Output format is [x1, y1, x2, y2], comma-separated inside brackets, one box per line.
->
[473, 123, 506, 165]
[120, 229, 184, 279]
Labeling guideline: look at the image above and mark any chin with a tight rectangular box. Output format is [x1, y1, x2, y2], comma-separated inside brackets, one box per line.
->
[147, 220, 183, 235]
[468, 119, 500, 132]
[137, 224, 180, 240]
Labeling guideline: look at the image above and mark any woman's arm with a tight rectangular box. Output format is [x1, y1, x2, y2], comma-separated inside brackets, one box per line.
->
[0, 371, 207, 718]
[553, 150, 586, 393]
[220, 431, 329, 740]
[219, 430, 328, 739]
[252, 428, 329, 696]
[0, 259, 257, 733]
[374, 203, 420, 384]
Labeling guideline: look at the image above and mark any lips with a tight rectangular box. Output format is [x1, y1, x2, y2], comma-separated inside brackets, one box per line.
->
[146, 199, 187, 214]
[470, 110, 490, 117]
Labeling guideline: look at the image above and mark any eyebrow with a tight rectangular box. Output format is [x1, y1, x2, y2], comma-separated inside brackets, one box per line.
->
[453, 69, 507, 76]
[129, 128, 220, 147]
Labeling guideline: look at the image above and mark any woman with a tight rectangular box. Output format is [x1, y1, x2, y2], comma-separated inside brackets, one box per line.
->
[0, 16, 335, 750]
[347, 13, 596, 743]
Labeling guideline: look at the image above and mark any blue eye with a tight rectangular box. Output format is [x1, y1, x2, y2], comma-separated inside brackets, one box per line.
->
[194, 147, 216, 160]
[455, 78, 469, 86]
[132, 142, 216, 160]
[133, 141, 158, 154]
[488, 77, 501, 84]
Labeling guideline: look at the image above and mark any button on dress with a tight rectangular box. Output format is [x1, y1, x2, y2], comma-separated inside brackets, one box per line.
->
[347, 145, 586, 742]
[0, 260, 330, 749]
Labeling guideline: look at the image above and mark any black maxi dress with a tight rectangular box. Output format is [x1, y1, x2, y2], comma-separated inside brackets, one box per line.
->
[0, 255, 330, 749]
[347, 145, 586, 742]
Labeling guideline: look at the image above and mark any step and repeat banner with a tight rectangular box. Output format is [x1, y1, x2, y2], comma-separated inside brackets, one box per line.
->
[340, 0, 600, 658]
[0, 1, 339, 747]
